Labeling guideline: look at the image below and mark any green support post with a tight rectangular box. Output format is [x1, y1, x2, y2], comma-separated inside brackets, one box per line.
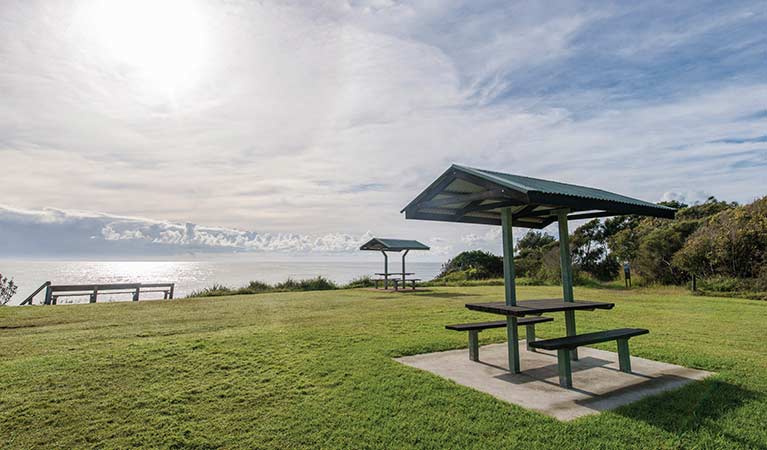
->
[526, 324, 536, 352]
[468, 330, 479, 362]
[557, 349, 573, 388]
[617, 338, 631, 373]
[381, 251, 389, 289]
[43, 284, 52, 305]
[401, 249, 409, 286]
[501, 208, 520, 373]
[557, 210, 578, 361]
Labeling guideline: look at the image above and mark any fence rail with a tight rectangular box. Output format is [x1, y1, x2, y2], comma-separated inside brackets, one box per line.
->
[19, 281, 51, 305]
[25, 282, 177, 305]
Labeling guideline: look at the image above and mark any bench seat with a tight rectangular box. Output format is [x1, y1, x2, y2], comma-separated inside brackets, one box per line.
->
[374, 278, 421, 290]
[446, 316, 554, 361]
[445, 316, 552, 331]
[391, 278, 421, 290]
[529, 328, 649, 388]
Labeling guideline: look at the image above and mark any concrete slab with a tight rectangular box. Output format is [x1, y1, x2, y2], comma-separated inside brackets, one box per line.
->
[396, 341, 713, 421]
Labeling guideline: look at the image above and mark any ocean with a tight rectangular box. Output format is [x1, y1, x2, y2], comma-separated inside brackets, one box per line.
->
[0, 256, 443, 305]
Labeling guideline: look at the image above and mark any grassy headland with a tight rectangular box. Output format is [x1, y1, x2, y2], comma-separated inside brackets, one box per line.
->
[1, 285, 766, 448]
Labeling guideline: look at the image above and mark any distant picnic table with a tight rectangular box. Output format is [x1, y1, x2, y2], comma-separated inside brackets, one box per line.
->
[360, 238, 429, 290]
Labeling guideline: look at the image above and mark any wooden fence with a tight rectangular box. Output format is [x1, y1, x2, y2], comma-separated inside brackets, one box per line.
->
[20, 282, 174, 305]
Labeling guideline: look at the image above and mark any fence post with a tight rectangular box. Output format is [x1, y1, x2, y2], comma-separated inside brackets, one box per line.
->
[44, 284, 53, 305]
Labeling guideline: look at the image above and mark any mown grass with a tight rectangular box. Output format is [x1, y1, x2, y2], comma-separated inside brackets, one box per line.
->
[1, 285, 766, 449]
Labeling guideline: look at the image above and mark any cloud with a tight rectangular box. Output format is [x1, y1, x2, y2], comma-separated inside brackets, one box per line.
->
[660, 191, 713, 206]
[0, 205, 375, 257]
[1, 0, 766, 257]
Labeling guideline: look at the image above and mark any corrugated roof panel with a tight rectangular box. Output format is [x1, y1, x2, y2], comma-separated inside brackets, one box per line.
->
[401, 164, 676, 227]
[360, 238, 430, 251]
[458, 165, 672, 212]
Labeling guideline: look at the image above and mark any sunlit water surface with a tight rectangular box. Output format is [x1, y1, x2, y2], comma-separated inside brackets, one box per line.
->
[1, 257, 442, 305]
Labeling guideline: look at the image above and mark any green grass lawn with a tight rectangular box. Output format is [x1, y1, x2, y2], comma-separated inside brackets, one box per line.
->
[2, 286, 767, 449]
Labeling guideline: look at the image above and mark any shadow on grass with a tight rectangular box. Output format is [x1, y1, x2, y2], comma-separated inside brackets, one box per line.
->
[617, 378, 764, 448]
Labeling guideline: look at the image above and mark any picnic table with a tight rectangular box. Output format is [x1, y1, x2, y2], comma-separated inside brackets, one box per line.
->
[401, 165, 675, 388]
[465, 299, 615, 317]
[465, 298, 614, 363]
[361, 238, 429, 290]
[374, 272, 416, 290]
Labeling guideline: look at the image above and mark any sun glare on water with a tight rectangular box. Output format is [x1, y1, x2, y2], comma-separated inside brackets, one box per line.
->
[74, 0, 209, 96]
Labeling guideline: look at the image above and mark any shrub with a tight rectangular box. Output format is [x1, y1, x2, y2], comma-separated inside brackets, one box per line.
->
[437, 250, 504, 280]
[244, 280, 271, 292]
[186, 277, 337, 298]
[298, 276, 337, 291]
[0, 273, 18, 305]
[674, 197, 767, 279]
[698, 276, 743, 293]
[274, 276, 337, 291]
[344, 276, 376, 288]
[187, 284, 235, 298]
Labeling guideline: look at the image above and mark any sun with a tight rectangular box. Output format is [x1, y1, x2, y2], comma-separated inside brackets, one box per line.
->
[74, 0, 209, 96]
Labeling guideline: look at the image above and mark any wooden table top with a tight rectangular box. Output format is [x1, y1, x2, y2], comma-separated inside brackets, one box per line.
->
[465, 298, 615, 317]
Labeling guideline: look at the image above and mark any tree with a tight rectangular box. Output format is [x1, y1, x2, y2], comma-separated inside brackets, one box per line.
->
[606, 197, 737, 284]
[0, 273, 18, 306]
[438, 250, 504, 279]
[570, 219, 620, 281]
[514, 231, 557, 278]
[517, 230, 556, 253]
[673, 196, 767, 279]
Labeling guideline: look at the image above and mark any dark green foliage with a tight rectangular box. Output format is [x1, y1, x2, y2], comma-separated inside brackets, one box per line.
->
[244, 280, 271, 292]
[673, 197, 767, 279]
[516, 230, 557, 253]
[274, 276, 338, 291]
[514, 231, 557, 280]
[675, 197, 738, 220]
[632, 219, 700, 285]
[437, 250, 504, 280]
[571, 220, 620, 281]
[187, 283, 234, 297]
[607, 197, 739, 285]
[187, 277, 337, 298]
[438, 195, 762, 290]
[344, 275, 376, 288]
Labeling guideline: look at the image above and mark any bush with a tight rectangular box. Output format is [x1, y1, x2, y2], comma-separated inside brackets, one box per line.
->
[300, 276, 337, 291]
[244, 280, 271, 292]
[698, 276, 743, 293]
[437, 250, 504, 280]
[187, 277, 337, 298]
[515, 231, 558, 278]
[674, 197, 767, 279]
[0, 273, 18, 305]
[187, 284, 235, 298]
[344, 276, 376, 289]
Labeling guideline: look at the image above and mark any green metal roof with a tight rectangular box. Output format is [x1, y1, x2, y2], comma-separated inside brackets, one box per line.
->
[401, 164, 675, 229]
[360, 238, 430, 252]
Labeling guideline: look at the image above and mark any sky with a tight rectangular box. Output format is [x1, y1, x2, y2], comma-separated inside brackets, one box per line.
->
[1, 0, 766, 259]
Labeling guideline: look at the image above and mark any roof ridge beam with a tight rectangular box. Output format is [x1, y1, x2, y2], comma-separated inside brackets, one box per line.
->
[452, 170, 530, 203]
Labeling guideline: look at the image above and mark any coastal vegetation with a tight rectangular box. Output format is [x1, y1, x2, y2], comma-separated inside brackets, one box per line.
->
[186, 276, 376, 298]
[1, 285, 765, 448]
[0, 273, 17, 306]
[433, 196, 767, 299]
